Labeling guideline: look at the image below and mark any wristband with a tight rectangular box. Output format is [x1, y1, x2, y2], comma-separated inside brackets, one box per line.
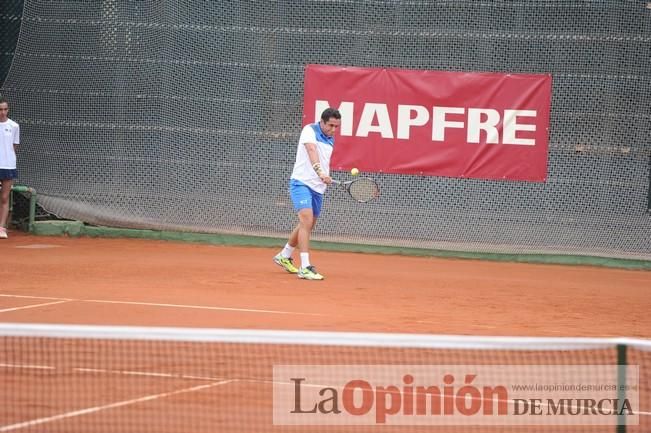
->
[312, 162, 324, 177]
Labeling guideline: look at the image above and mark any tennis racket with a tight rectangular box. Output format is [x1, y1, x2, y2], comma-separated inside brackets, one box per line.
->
[331, 177, 380, 203]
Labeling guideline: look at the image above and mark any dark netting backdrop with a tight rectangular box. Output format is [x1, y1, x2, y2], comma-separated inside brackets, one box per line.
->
[1, 0, 650, 259]
[0, 0, 22, 85]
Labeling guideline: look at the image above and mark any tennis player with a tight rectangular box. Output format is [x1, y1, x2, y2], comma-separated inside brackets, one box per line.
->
[0, 98, 19, 239]
[274, 107, 341, 280]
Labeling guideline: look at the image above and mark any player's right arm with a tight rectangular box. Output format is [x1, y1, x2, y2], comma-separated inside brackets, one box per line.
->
[304, 142, 332, 184]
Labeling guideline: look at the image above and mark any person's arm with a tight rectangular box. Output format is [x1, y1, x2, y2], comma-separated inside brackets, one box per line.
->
[13, 124, 19, 154]
[304, 142, 332, 184]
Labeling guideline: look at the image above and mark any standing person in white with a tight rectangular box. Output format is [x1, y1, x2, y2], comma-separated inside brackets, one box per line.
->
[0, 98, 20, 239]
[274, 108, 341, 280]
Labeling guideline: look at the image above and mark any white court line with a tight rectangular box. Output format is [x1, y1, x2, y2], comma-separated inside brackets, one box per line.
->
[1, 363, 222, 382]
[82, 299, 323, 316]
[0, 363, 54, 370]
[13, 244, 62, 249]
[0, 300, 71, 313]
[0, 293, 323, 316]
[75, 367, 223, 382]
[0, 294, 73, 301]
[0, 379, 235, 432]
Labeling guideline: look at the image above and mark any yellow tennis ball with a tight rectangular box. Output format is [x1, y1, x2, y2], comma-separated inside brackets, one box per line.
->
[350, 167, 360, 176]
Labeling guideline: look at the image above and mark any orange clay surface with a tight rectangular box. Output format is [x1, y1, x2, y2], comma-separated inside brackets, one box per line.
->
[1, 230, 650, 337]
[2, 230, 651, 433]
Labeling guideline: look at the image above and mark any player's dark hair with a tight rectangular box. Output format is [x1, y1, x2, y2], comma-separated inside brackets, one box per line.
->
[321, 107, 341, 122]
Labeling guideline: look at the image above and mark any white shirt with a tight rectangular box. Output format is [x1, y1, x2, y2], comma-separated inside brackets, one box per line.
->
[0, 119, 19, 169]
[290, 123, 334, 194]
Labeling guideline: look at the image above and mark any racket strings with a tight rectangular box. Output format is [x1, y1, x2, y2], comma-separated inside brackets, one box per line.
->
[348, 178, 380, 202]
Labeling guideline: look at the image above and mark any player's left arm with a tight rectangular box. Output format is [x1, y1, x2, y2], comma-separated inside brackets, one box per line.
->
[13, 123, 19, 153]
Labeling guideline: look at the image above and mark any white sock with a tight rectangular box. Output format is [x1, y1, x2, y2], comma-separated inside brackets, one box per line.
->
[281, 243, 295, 259]
[300, 252, 311, 269]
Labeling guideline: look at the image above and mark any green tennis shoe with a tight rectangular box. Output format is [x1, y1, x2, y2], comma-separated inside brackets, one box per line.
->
[297, 266, 324, 280]
[273, 254, 298, 274]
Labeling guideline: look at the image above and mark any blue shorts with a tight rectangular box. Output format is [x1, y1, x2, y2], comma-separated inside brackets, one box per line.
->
[289, 179, 323, 217]
[0, 169, 17, 180]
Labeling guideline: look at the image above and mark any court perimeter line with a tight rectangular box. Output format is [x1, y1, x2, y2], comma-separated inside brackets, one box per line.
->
[82, 299, 323, 316]
[0, 379, 236, 432]
[1, 363, 224, 382]
[0, 293, 323, 316]
[0, 295, 74, 301]
[0, 363, 55, 370]
[0, 301, 71, 313]
[75, 367, 224, 382]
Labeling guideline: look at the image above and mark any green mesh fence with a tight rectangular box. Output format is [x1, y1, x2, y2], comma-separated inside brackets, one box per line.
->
[1, 0, 650, 260]
[0, 0, 22, 86]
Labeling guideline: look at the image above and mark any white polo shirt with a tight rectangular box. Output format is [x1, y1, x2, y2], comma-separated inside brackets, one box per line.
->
[290, 122, 335, 194]
[0, 119, 20, 169]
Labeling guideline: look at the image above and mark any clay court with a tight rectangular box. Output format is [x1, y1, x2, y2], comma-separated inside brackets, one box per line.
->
[2, 1, 650, 431]
[2, 232, 651, 432]
[2, 231, 650, 336]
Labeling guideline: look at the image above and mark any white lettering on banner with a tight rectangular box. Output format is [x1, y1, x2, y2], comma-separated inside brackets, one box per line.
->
[432, 107, 466, 141]
[467, 108, 500, 144]
[503, 110, 536, 146]
[314, 101, 538, 145]
[397, 105, 430, 140]
[357, 103, 394, 138]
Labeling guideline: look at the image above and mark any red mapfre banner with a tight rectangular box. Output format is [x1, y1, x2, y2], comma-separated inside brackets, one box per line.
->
[303, 65, 552, 182]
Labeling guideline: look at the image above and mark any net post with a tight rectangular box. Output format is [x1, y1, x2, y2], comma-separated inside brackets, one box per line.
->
[616, 343, 627, 433]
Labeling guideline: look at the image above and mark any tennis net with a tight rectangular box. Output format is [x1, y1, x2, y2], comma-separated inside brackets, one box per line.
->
[1, 323, 649, 432]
